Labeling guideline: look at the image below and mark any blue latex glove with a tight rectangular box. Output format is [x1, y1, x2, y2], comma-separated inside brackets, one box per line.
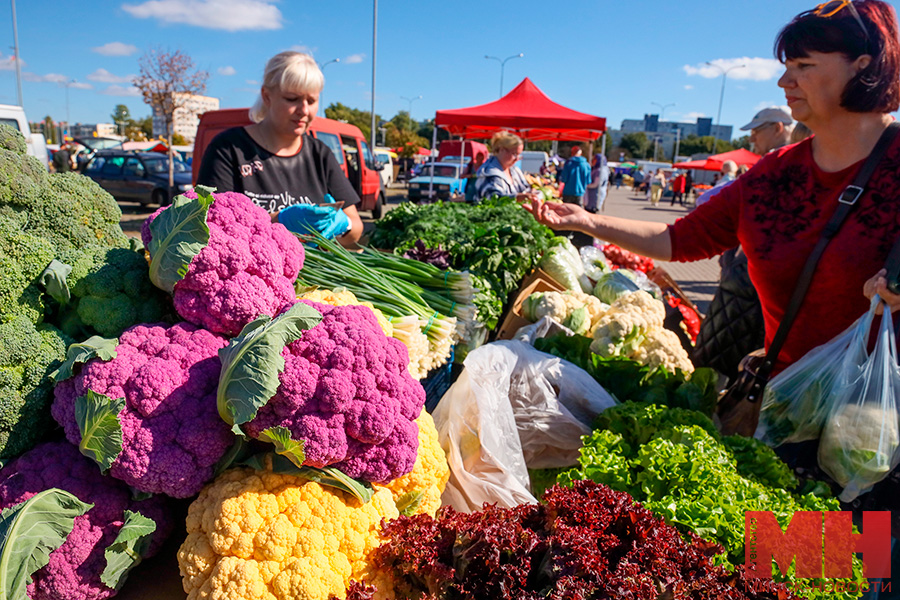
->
[277, 195, 350, 239]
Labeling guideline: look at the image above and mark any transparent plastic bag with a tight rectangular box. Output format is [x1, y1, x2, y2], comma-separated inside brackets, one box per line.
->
[818, 298, 900, 502]
[432, 341, 617, 512]
[756, 305, 875, 447]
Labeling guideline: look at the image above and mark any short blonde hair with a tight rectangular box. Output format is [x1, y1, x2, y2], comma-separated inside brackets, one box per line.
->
[249, 51, 324, 123]
[721, 160, 738, 175]
[489, 130, 523, 155]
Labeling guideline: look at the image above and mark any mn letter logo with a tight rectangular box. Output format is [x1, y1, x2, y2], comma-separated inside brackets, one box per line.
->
[745, 511, 891, 578]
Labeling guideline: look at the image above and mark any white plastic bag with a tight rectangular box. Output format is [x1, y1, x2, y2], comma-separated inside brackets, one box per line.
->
[756, 306, 874, 447]
[432, 340, 617, 512]
[818, 297, 900, 502]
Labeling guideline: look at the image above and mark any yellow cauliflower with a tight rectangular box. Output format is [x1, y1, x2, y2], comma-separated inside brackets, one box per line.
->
[520, 290, 607, 335]
[178, 465, 400, 600]
[298, 288, 393, 338]
[375, 409, 449, 517]
[591, 291, 694, 373]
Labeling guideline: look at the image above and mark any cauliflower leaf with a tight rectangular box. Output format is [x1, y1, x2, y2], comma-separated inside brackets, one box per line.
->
[147, 186, 215, 293]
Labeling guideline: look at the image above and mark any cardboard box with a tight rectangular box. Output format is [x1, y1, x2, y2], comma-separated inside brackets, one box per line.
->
[495, 269, 567, 340]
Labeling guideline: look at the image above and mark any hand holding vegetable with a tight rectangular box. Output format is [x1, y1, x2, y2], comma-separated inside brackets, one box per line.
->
[523, 197, 592, 232]
[278, 202, 350, 239]
[863, 268, 900, 315]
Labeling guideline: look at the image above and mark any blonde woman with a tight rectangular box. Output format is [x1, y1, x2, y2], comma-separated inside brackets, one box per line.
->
[197, 51, 363, 246]
[649, 169, 667, 206]
[473, 130, 534, 203]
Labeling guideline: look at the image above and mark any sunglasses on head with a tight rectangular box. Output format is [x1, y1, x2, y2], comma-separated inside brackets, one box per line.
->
[812, 0, 870, 47]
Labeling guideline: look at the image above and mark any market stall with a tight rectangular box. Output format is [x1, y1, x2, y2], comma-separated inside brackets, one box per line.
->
[0, 122, 886, 600]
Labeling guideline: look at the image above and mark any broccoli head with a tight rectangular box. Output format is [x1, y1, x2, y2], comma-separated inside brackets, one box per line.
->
[0, 212, 54, 325]
[0, 147, 127, 253]
[54, 244, 172, 338]
[0, 316, 70, 458]
[0, 122, 27, 154]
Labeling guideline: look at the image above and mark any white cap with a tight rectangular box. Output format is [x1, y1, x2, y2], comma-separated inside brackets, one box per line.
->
[740, 106, 793, 131]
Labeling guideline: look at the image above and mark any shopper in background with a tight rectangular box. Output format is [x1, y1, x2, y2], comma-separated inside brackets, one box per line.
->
[670, 171, 686, 206]
[473, 130, 533, 203]
[694, 160, 737, 207]
[649, 168, 667, 206]
[743, 106, 795, 154]
[559, 145, 592, 205]
[463, 151, 486, 203]
[584, 153, 609, 213]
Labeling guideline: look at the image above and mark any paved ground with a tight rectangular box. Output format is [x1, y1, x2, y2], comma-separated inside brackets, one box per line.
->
[598, 185, 720, 314]
[117, 183, 720, 313]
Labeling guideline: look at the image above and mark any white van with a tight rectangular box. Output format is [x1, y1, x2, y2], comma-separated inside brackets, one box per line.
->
[519, 150, 549, 174]
[373, 147, 396, 188]
[0, 104, 48, 167]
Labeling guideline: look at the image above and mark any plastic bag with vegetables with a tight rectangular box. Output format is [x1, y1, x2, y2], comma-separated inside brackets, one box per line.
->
[539, 236, 584, 291]
[818, 297, 900, 502]
[756, 306, 873, 447]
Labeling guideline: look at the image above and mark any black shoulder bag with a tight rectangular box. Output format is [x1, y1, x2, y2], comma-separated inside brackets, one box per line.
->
[717, 122, 900, 436]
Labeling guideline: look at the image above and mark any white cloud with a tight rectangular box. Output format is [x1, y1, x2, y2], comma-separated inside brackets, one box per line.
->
[70, 81, 93, 90]
[100, 84, 141, 97]
[23, 72, 74, 84]
[683, 84, 693, 90]
[288, 44, 315, 55]
[218, 65, 236, 76]
[92, 42, 138, 56]
[246, 79, 260, 85]
[0, 52, 24, 70]
[87, 68, 134, 83]
[123, 0, 283, 31]
[681, 111, 708, 121]
[683, 57, 784, 81]
[344, 53, 365, 65]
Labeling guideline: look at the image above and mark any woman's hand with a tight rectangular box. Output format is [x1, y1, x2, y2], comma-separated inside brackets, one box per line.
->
[863, 268, 900, 314]
[522, 198, 591, 232]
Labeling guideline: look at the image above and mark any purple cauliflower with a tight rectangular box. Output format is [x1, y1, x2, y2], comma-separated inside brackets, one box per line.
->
[243, 300, 425, 483]
[141, 190, 304, 337]
[0, 441, 171, 600]
[52, 322, 234, 498]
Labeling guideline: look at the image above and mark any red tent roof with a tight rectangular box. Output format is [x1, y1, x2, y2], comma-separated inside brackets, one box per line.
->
[435, 78, 606, 142]
[673, 148, 761, 171]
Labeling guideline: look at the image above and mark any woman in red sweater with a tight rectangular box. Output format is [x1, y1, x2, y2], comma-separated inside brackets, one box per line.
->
[527, 0, 900, 546]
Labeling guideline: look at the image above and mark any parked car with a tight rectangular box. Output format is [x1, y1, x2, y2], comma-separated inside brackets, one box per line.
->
[407, 162, 466, 202]
[83, 151, 192, 205]
[520, 150, 550, 174]
[193, 109, 387, 218]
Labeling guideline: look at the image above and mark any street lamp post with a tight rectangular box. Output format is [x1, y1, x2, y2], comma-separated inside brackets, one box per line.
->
[484, 53, 523, 98]
[64, 79, 75, 137]
[318, 58, 340, 113]
[706, 61, 745, 153]
[400, 94, 422, 119]
[10, 0, 23, 106]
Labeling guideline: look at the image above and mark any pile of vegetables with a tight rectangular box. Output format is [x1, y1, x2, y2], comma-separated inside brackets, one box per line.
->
[550, 402, 866, 599]
[348, 480, 798, 600]
[601, 242, 655, 273]
[369, 196, 554, 303]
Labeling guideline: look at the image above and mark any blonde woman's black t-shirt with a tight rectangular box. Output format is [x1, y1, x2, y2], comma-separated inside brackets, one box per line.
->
[196, 126, 360, 213]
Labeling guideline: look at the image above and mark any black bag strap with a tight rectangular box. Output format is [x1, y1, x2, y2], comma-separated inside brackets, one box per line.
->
[758, 121, 900, 378]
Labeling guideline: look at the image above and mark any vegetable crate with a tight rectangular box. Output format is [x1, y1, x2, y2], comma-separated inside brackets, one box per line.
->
[496, 269, 567, 340]
[646, 267, 703, 317]
[423, 346, 455, 413]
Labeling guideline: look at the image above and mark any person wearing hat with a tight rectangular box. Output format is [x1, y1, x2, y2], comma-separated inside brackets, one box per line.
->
[742, 106, 795, 155]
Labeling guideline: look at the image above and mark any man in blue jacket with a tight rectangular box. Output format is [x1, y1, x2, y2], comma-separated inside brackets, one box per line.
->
[559, 145, 591, 206]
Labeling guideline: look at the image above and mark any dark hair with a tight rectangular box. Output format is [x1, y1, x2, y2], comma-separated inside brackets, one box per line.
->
[775, 0, 900, 112]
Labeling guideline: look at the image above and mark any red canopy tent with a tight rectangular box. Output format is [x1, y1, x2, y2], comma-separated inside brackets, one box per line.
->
[434, 78, 606, 142]
[673, 148, 761, 171]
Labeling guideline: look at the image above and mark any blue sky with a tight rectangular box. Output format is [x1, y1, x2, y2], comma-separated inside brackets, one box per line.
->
[0, 0, 858, 139]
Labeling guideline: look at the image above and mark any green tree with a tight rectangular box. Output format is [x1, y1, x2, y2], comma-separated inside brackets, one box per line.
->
[416, 119, 450, 145]
[389, 110, 417, 133]
[619, 132, 650, 159]
[110, 104, 131, 136]
[171, 132, 189, 145]
[732, 135, 751, 150]
[677, 134, 734, 156]
[324, 102, 381, 142]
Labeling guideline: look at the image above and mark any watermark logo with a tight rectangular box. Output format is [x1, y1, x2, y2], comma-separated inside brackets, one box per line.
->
[745, 511, 891, 579]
